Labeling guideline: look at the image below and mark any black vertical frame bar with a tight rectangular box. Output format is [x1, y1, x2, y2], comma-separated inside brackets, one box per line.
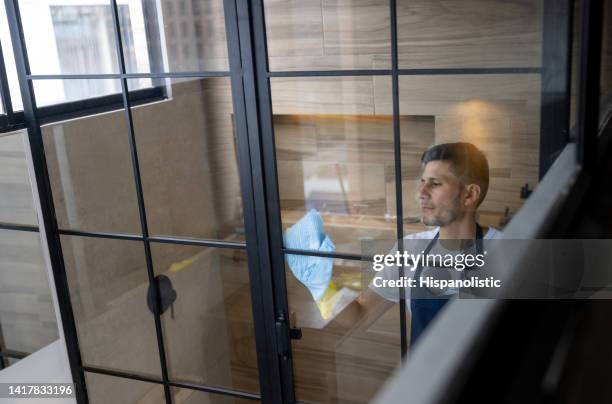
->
[390, 0, 408, 359]
[224, 0, 285, 402]
[3, 0, 88, 402]
[108, 0, 172, 402]
[0, 322, 6, 369]
[577, 0, 604, 170]
[540, 0, 573, 179]
[246, 0, 297, 401]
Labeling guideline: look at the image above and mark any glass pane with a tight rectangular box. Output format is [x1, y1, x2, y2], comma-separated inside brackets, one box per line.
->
[129, 77, 244, 242]
[151, 244, 259, 393]
[397, 0, 543, 69]
[0, 229, 59, 358]
[33, 79, 123, 108]
[62, 236, 161, 378]
[285, 255, 400, 403]
[121, 0, 229, 73]
[394, 74, 541, 234]
[0, 130, 38, 226]
[271, 76, 396, 255]
[40, 88, 142, 235]
[19, 1, 120, 75]
[264, 0, 391, 71]
[0, 1, 24, 111]
[172, 387, 259, 403]
[85, 372, 165, 404]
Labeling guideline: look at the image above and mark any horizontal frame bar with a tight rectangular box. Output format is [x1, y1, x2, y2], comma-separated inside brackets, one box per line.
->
[283, 247, 372, 262]
[58, 228, 247, 250]
[168, 381, 260, 401]
[267, 67, 541, 78]
[28, 72, 230, 80]
[0, 88, 165, 130]
[269, 69, 392, 77]
[397, 67, 542, 75]
[37, 86, 165, 125]
[0, 222, 39, 232]
[0, 119, 26, 134]
[82, 366, 261, 401]
[0, 349, 30, 359]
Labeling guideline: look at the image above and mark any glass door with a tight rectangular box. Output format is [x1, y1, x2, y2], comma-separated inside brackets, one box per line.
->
[4, 0, 281, 402]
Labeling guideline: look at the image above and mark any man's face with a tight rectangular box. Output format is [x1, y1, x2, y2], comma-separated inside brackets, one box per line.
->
[416, 160, 466, 226]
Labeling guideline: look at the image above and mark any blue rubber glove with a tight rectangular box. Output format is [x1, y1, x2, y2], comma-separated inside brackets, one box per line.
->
[284, 209, 336, 301]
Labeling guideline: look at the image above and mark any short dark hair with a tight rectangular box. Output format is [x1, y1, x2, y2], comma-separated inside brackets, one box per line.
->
[421, 142, 490, 206]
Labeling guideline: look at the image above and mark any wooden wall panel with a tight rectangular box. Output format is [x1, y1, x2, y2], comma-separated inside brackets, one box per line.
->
[264, 0, 542, 71]
[396, 0, 543, 68]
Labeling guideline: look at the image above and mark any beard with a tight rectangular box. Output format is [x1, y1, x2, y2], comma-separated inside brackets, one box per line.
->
[421, 194, 464, 226]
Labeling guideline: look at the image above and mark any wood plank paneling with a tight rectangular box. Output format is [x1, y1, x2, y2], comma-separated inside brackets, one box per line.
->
[397, 0, 543, 68]
[264, 0, 542, 71]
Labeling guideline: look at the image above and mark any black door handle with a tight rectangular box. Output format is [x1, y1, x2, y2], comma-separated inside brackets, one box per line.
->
[147, 274, 177, 316]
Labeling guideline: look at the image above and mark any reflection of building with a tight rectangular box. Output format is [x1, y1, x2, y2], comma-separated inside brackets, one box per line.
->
[50, 4, 137, 99]
[160, 0, 228, 71]
[15, 0, 149, 106]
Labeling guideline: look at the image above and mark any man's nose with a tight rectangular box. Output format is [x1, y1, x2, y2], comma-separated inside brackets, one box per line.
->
[416, 183, 429, 200]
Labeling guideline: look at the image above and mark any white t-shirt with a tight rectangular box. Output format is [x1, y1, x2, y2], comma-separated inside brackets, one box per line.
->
[368, 226, 503, 304]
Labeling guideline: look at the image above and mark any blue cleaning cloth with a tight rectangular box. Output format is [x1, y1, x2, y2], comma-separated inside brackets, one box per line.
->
[284, 209, 336, 301]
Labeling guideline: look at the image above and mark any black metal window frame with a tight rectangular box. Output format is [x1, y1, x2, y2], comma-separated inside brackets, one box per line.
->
[0, 0, 596, 403]
[0, 0, 169, 136]
[2, 0, 259, 403]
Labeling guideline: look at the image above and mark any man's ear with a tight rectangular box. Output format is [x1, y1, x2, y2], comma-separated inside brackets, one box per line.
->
[463, 184, 482, 208]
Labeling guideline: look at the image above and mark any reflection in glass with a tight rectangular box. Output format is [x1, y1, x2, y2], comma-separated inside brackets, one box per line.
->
[397, 0, 543, 68]
[62, 236, 161, 378]
[0, 130, 38, 226]
[41, 91, 142, 235]
[285, 256, 399, 403]
[264, 0, 390, 71]
[121, 0, 229, 73]
[0, 1, 23, 110]
[85, 371, 165, 404]
[19, 2, 119, 75]
[129, 77, 244, 242]
[32, 78, 126, 108]
[151, 244, 259, 393]
[272, 77, 414, 254]
[0, 230, 59, 366]
[18, 2, 151, 96]
[394, 74, 541, 233]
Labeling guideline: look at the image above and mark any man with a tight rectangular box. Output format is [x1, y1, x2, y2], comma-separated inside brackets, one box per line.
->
[361, 142, 503, 345]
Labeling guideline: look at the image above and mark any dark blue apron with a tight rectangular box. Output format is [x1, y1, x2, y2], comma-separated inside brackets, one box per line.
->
[409, 223, 484, 345]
